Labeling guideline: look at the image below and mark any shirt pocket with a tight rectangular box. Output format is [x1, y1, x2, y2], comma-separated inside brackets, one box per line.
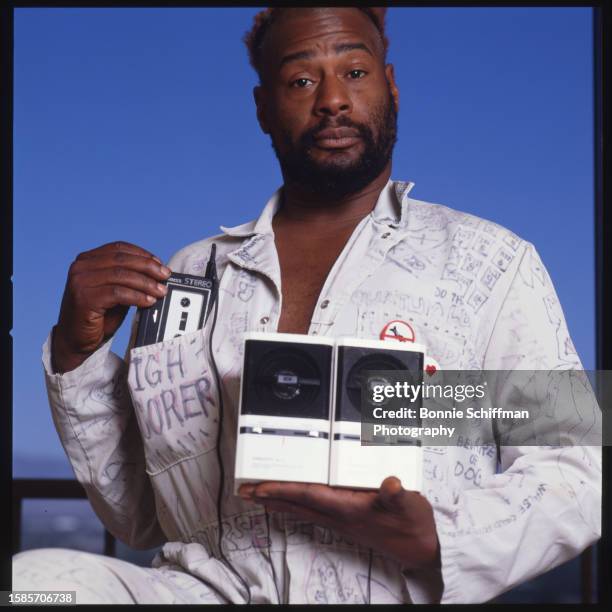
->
[126, 326, 220, 475]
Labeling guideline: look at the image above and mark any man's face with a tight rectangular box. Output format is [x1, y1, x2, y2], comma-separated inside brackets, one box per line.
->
[255, 8, 399, 200]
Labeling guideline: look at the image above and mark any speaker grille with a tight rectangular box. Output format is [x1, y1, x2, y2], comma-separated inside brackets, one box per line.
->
[336, 345, 423, 422]
[241, 339, 332, 418]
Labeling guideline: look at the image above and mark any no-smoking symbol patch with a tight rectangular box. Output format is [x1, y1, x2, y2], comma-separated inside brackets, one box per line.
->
[379, 320, 416, 343]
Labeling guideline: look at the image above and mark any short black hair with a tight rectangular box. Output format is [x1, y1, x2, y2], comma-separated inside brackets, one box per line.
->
[244, 7, 389, 81]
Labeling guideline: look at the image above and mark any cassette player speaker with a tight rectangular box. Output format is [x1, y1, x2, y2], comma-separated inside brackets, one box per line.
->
[335, 346, 423, 423]
[241, 337, 332, 419]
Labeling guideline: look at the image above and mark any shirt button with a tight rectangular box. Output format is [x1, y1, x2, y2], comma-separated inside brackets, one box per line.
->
[382, 232, 391, 239]
[260, 316, 269, 324]
[320, 300, 330, 309]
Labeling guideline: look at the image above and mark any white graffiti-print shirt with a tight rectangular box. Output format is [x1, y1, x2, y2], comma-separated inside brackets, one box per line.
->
[42, 180, 601, 604]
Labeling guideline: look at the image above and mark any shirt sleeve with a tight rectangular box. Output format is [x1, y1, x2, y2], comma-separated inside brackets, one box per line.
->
[42, 314, 166, 550]
[408, 242, 602, 603]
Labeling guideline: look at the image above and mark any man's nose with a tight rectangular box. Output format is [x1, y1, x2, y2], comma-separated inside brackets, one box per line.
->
[314, 74, 352, 117]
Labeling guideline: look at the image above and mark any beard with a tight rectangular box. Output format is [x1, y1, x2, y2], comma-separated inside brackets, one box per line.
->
[271, 88, 398, 200]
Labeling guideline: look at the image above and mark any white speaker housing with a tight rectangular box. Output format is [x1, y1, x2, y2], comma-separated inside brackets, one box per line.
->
[234, 332, 334, 494]
[329, 337, 426, 491]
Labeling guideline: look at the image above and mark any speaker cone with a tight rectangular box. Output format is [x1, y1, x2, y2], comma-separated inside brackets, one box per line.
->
[346, 353, 413, 412]
[254, 347, 321, 407]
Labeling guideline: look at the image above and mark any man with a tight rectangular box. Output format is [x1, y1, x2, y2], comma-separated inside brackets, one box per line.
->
[13, 7, 600, 604]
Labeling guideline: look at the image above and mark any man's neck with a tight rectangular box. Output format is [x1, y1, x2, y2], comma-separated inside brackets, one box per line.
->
[274, 164, 392, 231]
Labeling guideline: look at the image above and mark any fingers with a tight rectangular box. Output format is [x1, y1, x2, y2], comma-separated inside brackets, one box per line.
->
[245, 481, 373, 519]
[75, 267, 168, 300]
[377, 476, 419, 514]
[76, 241, 162, 264]
[250, 482, 339, 516]
[238, 483, 347, 529]
[379, 476, 403, 498]
[83, 285, 161, 310]
[55, 241, 170, 365]
[72, 251, 171, 279]
[67, 244, 172, 310]
[255, 499, 342, 531]
[238, 484, 256, 498]
[378, 476, 404, 508]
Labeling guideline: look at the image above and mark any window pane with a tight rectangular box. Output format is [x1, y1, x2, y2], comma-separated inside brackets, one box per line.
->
[19, 499, 104, 555]
[114, 540, 163, 568]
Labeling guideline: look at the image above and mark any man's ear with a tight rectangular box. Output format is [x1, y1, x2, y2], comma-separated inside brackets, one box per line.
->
[253, 85, 270, 135]
[385, 64, 400, 114]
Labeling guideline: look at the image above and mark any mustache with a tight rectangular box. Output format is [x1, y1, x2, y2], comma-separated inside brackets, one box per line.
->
[300, 117, 372, 146]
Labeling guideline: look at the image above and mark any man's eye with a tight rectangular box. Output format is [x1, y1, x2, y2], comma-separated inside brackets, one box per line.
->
[291, 78, 313, 88]
[348, 69, 367, 79]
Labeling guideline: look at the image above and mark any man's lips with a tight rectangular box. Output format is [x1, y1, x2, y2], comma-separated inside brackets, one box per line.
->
[313, 127, 361, 150]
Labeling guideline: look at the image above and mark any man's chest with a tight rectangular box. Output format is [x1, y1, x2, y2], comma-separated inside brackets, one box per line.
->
[216, 262, 484, 377]
[274, 230, 355, 335]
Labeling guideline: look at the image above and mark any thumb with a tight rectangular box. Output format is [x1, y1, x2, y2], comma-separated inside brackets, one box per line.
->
[377, 476, 406, 511]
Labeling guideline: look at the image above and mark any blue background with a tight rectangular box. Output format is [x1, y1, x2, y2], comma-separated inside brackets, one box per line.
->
[13, 7, 594, 471]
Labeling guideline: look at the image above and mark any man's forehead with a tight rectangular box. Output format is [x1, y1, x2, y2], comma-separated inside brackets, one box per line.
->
[261, 8, 384, 65]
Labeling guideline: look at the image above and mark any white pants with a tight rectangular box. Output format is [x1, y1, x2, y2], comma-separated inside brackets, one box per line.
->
[12, 548, 226, 604]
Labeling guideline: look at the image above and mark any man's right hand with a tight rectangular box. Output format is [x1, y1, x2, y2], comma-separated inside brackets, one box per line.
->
[51, 241, 172, 374]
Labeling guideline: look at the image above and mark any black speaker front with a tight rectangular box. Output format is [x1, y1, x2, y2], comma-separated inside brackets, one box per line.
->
[241, 338, 332, 419]
[335, 345, 424, 422]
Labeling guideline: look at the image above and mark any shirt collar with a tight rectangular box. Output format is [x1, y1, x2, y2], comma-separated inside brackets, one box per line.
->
[219, 187, 281, 237]
[370, 179, 416, 228]
[219, 179, 415, 237]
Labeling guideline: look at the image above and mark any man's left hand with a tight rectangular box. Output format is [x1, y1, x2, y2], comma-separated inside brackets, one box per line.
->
[238, 476, 440, 571]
